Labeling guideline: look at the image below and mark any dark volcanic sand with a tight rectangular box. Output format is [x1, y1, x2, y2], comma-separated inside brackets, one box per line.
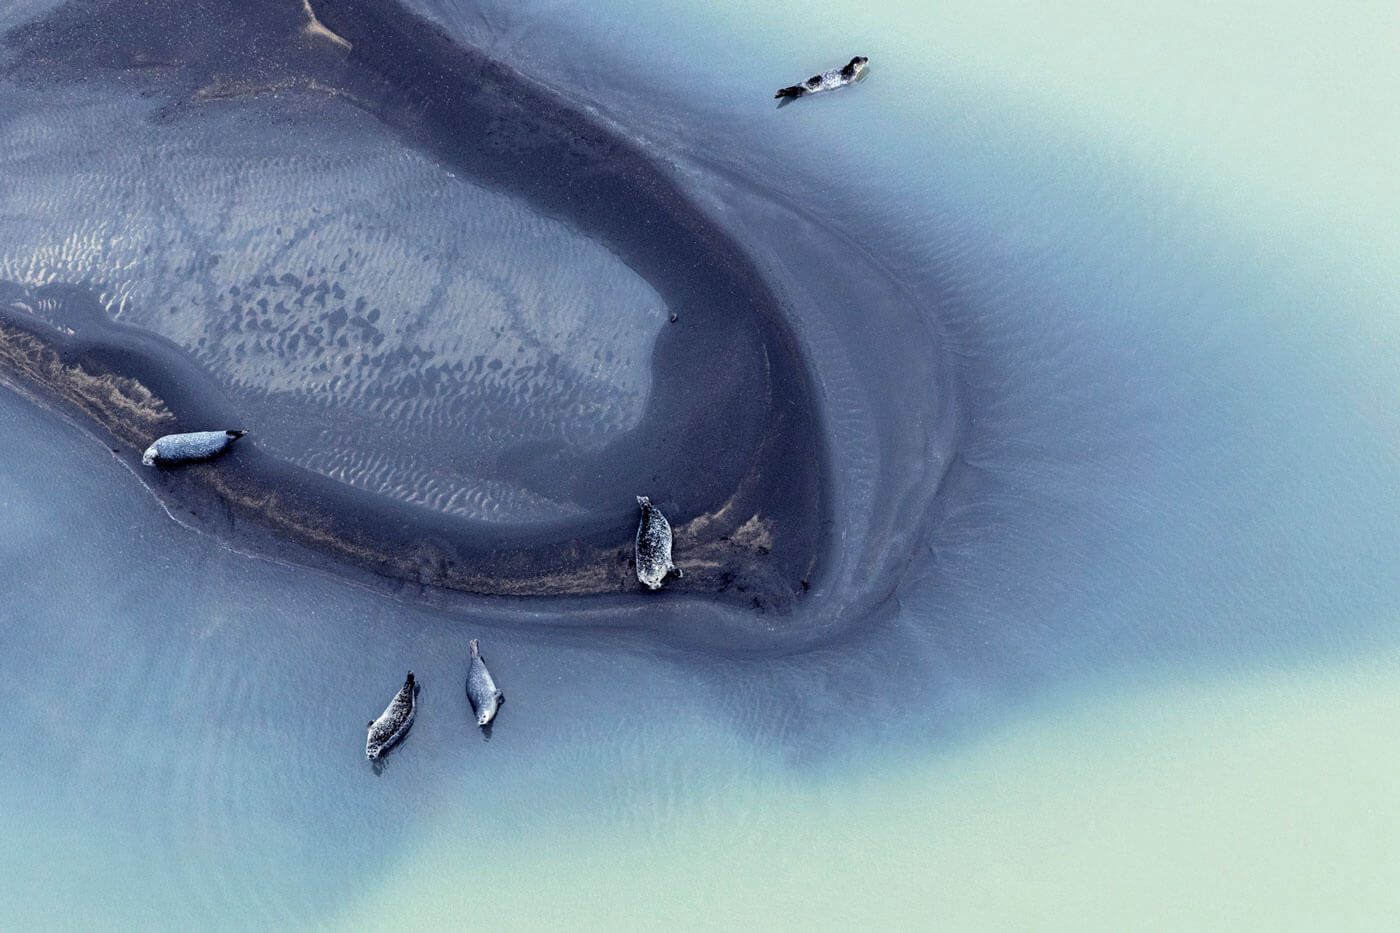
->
[0, 0, 830, 621]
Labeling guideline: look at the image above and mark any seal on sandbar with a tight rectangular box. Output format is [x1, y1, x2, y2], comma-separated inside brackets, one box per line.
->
[142, 429, 246, 466]
[635, 495, 681, 590]
[366, 670, 417, 760]
[465, 639, 504, 727]
[775, 56, 869, 100]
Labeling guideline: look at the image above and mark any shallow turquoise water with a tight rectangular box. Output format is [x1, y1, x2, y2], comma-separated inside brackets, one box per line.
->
[2, 0, 1399, 928]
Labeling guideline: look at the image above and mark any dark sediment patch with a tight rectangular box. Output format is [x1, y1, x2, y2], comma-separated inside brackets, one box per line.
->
[0, 0, 829, 617]
[0, 281, 804, 608]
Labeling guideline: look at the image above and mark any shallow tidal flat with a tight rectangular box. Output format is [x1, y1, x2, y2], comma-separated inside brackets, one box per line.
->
[0, 0, 832, 620]
[2, 0, 1400, 927]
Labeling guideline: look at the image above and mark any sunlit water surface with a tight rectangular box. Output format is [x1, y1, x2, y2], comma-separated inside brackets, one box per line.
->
[2, 0, 1399, 927]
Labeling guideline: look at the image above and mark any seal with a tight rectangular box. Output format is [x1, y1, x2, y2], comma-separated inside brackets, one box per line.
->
[142, 429, 246, 466]
[775, 56, 869, 100]
[465, 639, 504, 727]
[635, 495, 681, 590]
[365, 670, 417, 760]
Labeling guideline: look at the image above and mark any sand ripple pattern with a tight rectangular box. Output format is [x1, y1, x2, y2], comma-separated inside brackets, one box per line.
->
[0, 85, 665, 522]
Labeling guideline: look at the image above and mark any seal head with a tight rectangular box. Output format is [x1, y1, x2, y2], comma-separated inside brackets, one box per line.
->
[366, 670, 417, 760]
[635, 495, 681, 590]
[142, 429, 247, 466]
[840, 56, 869, 80]
[465, 638, 504, 727]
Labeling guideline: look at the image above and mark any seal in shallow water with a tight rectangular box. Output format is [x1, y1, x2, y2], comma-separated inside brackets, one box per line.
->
[775, 56, 869, 100]
[365, 670, 417, 760]
[465, 639, 504, 727]
[635, 495, 681, 590]
[142, 429, 246, 466]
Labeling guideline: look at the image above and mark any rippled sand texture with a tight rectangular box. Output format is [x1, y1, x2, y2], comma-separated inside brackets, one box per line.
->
[0, 63, 664, 523]
[0, 0, 831, 608]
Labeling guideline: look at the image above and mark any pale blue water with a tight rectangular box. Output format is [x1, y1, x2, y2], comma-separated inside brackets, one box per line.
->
[2, 0, 1399, 927]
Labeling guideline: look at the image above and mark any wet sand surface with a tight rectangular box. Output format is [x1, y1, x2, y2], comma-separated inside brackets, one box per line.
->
[1, 0, 831, 620]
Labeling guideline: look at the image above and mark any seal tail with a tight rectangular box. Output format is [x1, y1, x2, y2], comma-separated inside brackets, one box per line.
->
[469, 639, 480, 659]
[226, 429, 247, 439]
[405, 670, 415, 687]
[636, 495, 651, 508]
[774, 85, 805, 99]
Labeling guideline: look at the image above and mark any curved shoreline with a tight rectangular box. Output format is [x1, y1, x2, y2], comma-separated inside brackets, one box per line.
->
[0, 0, 829, 614]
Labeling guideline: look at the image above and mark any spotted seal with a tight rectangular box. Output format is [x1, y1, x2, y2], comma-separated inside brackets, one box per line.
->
[465, 639, 504, 727]
[141, 429, 246, 466]
[635, 495, 681, 590]
[365, 670, 417, 760]
[775, 56, 869, 101]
